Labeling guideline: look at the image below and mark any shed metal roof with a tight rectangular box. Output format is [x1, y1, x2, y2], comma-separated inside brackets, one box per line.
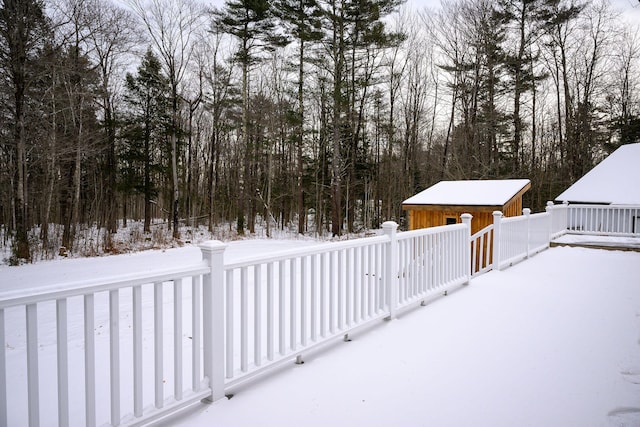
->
[402, 179, 531, 207]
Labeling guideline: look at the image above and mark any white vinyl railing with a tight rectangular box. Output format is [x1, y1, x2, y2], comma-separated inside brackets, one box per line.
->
[469, 222, 494, 277]
[469, 203, 570, 275]
[0, 222, 474, 427]
[221, 234, 391, 390]
[5, 201, 634, 426]
[548, 202, 569, 239]
[0, 263, 216, 427]
[396, 223, 470, 308]
[566, 204, 640, 236]
[493, 209, 553, 271]
[497, 213, 529, 268]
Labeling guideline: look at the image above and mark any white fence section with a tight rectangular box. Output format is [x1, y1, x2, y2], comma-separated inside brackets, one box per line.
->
[0, 222, 474, 427]
[548, 202, 569, 239]
[4, 201, 634, 426]
[221, 234, 391, 391]
[469, 203, 571, 276]
[566, 204, 640, 236]
[396, 223, 470, 309]
[0, 263, 215, 427]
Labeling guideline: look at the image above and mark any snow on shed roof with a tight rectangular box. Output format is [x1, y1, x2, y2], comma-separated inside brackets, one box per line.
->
[555, 143, 640, 205]
[402, 179, 531, 207]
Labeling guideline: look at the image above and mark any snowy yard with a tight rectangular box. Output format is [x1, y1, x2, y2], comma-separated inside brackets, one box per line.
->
[1, 241, 639, 426]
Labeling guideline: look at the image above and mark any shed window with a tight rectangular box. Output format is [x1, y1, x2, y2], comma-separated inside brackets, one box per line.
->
[445, 217, 457, 225]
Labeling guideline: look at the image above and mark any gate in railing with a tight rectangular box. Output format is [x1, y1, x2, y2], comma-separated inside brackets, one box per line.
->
[6, 201, 624, 426]
[469, 223, 494, 276]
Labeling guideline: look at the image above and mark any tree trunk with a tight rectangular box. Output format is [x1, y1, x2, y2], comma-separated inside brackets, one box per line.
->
[297, 37, 305, 235]
[171, 87, 180, 239]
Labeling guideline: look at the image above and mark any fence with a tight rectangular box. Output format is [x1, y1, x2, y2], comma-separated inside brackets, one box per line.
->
[3, 201, 634, 426]
[0, 221, 472, 427]
[566, 204, 640, 236]
[468, 203, 568, 276]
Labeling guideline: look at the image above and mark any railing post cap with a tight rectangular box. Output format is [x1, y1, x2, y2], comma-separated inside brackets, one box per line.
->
[382, 221, 398, 230]
[493, 210, 503, 217]
[523, 207, 531, 215]
[199, 240, 227, 253]
[460, 213, 473, 220]
[546, 201, 554, 206]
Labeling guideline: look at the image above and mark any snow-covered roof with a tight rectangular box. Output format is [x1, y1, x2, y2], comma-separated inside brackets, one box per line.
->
[555, 143, 640, 205]
[402, 179, 531, 207]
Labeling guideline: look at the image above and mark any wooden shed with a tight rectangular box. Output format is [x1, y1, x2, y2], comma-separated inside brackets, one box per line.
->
[402, 179, 531, 235]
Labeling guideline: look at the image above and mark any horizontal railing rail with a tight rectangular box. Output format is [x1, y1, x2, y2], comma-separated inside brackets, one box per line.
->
[0, 265, 210, 309]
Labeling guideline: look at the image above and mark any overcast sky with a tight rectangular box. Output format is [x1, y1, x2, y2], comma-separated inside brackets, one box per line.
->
[405, 0, 640, 23]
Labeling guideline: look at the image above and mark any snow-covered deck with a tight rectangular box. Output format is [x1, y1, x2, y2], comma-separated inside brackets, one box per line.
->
[157, 246, 640, 427]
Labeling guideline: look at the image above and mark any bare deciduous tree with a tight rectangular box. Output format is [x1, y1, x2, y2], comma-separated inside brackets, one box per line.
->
[129, 0, 204, 238]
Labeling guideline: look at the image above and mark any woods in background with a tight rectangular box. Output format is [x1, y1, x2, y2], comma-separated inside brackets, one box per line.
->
[1, 0, 639, 263]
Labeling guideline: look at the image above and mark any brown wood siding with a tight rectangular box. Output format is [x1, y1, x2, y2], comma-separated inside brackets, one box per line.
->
[503, 197, 522, 218]
[408, 209, 494, 235]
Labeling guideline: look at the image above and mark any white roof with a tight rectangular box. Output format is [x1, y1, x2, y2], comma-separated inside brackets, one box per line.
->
[555, 143, 640, 204]
[402, 179, 531, 206]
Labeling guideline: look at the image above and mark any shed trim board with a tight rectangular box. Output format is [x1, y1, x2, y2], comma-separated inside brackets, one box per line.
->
[403, 204, 505, 213]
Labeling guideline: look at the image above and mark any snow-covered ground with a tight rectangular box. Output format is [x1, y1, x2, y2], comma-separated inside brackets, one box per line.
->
[1, 241, 639, 426]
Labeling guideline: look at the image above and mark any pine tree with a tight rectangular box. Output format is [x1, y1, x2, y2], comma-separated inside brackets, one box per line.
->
[0, 0, 50, 262]
[121, 49, 171, 233]
[273, 0, 323, 234]
[321, 0, 405, 235]
[213, 0, 289, 234]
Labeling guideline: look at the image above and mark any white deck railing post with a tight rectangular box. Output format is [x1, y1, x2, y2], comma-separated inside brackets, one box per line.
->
[200, 241, 227, 402]
[493, 211, 503, 271]
[562, 201, 569, 232]
[382, 221, 399, 320]
[523, 208, 531, 258]
[546, 201, 554, 240]
[460, 213, 473, 282]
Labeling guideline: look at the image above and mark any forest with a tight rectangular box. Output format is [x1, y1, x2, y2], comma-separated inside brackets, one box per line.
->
[1, 0, 639, 264]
